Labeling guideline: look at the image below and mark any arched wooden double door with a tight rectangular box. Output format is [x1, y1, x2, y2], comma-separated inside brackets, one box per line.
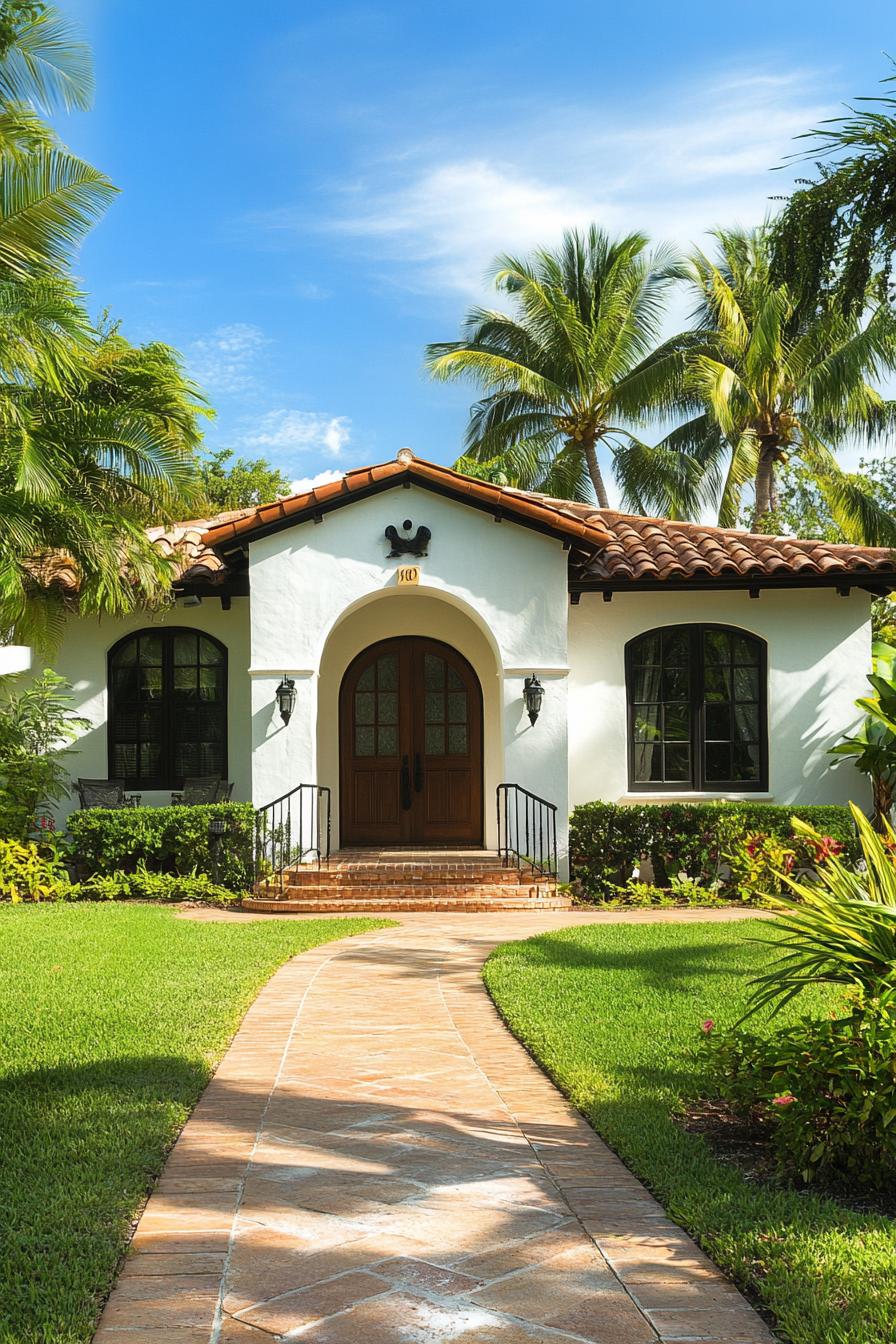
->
[339, 637, 483, 846]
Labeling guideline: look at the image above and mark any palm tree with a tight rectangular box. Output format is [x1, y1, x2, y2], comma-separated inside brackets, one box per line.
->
[425, 226, 696, 510]
[651, 226, 896, 537]
[1, 328, 208, 646]
[0, 6, 206, 646]
[0, 4, 114, 279]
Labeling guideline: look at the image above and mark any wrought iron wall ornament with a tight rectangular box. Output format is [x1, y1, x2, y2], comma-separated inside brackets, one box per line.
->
[385, 519, 431, 557]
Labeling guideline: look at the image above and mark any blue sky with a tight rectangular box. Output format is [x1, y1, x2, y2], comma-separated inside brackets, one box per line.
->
[59, 0, 894, 499]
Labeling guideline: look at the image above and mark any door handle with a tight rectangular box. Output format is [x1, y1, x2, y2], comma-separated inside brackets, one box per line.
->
[400, 754, 412, 810]
[414, 752, 424, 792]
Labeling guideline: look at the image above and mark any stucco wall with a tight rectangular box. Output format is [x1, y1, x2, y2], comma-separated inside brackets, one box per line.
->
[568, 586, 872, 808]
[48, 599, 251, 821]
[247, 484, 571, 852]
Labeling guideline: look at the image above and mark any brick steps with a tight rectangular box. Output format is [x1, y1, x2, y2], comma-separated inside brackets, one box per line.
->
[243, 894, 570, 913]
[245, 847, 570, 914]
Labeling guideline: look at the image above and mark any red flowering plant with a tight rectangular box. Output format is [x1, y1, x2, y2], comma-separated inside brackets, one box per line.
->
[695, 990, 896, 1187]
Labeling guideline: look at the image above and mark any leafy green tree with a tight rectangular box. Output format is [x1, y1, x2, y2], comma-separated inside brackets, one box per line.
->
[198, 447, 290, 512]
[652, 226, 896, 536]
[772, 67, 896, 317]
[425, 226, 694, 509]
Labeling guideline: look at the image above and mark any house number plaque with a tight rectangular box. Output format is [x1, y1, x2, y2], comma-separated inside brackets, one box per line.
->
[397, 565, 420, 586]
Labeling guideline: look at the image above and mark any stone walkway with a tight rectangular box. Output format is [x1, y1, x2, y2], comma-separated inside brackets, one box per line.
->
[94, 912, 775, 1343]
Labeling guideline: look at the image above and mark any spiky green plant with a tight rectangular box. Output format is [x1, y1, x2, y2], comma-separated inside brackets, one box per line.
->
[746, 804, 896, 1016]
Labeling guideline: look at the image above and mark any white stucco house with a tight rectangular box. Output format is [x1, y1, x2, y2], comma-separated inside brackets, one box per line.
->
[46, 450, 895, 870]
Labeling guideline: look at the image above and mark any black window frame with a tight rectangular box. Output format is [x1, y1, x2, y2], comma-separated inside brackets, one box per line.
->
[107, 627, 229, 790]
[625, 623, 768, 793]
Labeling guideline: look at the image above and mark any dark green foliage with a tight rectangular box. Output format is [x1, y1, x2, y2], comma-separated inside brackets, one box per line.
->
[699, 992, 896, 1188]
[569, 800, 856, 900]
[67, 802, 254, 891]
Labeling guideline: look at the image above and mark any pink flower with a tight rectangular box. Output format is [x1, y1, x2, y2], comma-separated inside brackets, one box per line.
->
[701, 1019, 715, 1034]
[772, 1093, 796, 1107]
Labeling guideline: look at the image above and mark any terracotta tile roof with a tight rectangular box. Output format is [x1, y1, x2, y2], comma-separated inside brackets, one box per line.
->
[517, 496, 896, 587]
[147, 510, 253, 587]
[201, 450, 616, 552]
[197, 451, 896, 590]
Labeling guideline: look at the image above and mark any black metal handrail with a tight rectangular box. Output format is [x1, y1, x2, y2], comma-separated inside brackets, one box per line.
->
[254, 784, 331, 894]
[496, 783, 558, 878]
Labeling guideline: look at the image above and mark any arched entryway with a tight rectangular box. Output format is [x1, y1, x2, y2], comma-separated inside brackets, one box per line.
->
[339, 636, 483, 846]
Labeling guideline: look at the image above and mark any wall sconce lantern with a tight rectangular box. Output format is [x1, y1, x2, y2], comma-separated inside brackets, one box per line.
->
[275, 676, 297, 726]
[524, 674, 545, 726]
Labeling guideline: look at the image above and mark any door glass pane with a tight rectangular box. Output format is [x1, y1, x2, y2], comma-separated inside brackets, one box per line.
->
[703, 629, 731, 664]
[633, 632, 661, 665]
[664, 702, 689, 740]
[734, 635, 760, 665]
[378, 691, 398, 725]
[663, 629, 689, 665]
[704, 665, 730, 701]
[377, 654, 398, 690]
[705, 742, 732, 781]
[199, 636, 223, 665]
[633, 704, 660, 743]
[425, 724, 445, 755]
[139, 633, 163, 665]
[355, 726, 375, 756]
[705, 703, 731, 739]
[447, 724, 468, 754]
[425, 692, 444, 724]
[447, 692, 467, 723]
[357, 663, 375, 691]
[174, 632, 198, 665]
[377, 726, 398, 755]
[446, 665, 463, 690]
[424, 654, 444, 690]
[664, 743, 691, 781]
[173, 666, 197, 695]
[733, 743, 761, 781]
[355, 692, 375, 724]
[734, 666, 759, 700]
[633, 744, 662, 783]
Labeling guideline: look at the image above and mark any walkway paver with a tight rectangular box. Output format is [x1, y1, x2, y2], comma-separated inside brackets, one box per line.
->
[95, 911, 775, 1343]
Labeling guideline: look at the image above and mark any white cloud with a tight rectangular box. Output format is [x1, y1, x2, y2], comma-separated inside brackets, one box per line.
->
[188, 323, 269, 395]
[242, 409, 351, 457]
[289, 468, 344, 494]
[280, 66, 833, 298]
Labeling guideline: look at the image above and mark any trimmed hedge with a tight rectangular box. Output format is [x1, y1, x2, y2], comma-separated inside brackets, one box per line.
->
[569, 801, 858, 901]
[67, 802, 254, 891]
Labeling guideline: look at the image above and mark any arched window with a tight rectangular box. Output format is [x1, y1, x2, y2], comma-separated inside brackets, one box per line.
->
[108, 629, 228, 788]
[626, 625, 767, 791]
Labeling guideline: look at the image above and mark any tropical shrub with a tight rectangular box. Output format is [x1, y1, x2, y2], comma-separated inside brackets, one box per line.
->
[73, 864, 238, 907]
[0, 671, 88, 840]
[569, 801, 856, 901]
[725, 830, 845, 905]
[746, 806, 896, 1016]
[830, 639, 896, 828]
[67, 802, 254, 891]
[0, 837, 69, 901]
[698, 992, 896, 1188]
[604, 876, 723, 908]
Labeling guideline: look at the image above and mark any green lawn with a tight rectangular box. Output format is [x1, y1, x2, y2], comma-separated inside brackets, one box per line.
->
[0, 903, 389, 1344]
[483, 920, 896, 1344]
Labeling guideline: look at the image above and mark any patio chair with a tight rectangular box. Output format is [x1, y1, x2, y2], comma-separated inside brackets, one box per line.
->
[170, 777, 234, 806]
[76, 778, 141, 809]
